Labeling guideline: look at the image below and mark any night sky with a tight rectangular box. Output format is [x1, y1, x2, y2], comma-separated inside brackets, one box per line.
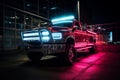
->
[80, 0, 120, 24]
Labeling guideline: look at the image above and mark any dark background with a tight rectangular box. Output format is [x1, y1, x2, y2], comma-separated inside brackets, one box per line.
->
[81, 0, 120, 24]
[57, 0, 120, 24]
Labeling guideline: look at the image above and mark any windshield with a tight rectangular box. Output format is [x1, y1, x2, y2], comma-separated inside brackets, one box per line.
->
[31, 20, 52, 29]
[40, 21, 51, 27]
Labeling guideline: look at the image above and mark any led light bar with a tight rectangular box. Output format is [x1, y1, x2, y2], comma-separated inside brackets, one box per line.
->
[51, 15, 74, 23]
[52, 20, 73, 25]
[41, 36, 50, 41]
[23, 37, 40, 41]
[41, 31, 49, 36]
[23, 33, 39, 37]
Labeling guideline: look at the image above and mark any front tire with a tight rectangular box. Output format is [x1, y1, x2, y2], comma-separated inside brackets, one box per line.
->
[89, 45, 97, 53]
[64, 44, 76, 65]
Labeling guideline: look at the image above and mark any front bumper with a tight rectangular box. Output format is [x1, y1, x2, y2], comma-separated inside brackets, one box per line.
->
[26, 43, 66, 55]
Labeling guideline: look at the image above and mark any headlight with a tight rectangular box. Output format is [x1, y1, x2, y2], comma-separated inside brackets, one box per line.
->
[23, 33, 39, 37]
[41, 36, 50, 41]
[41, 29, 50, 42]
[52, 32, 62, 40]
[41, 31, 49, 36]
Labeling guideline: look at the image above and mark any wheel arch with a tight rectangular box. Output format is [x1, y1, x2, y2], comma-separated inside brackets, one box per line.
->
[66, 37, 75, 45]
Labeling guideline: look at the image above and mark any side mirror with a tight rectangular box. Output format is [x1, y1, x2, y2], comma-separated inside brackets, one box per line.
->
[94, 39, 96, 43]
[72, 25, 78, 32]
[72, 27, 76, 32]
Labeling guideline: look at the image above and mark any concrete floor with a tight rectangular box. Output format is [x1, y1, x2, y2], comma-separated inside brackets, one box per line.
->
[0, 44, 120, 80]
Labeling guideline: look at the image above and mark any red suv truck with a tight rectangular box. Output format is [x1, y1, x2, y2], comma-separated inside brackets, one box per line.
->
[21, 15, 97, 65]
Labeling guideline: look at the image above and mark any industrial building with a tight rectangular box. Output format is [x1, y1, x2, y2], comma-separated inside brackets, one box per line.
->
[0, 0, 51, 50]
[0, 0, 77, 51]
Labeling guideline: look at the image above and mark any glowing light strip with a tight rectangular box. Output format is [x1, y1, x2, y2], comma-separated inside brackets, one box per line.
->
[23, 33, 39, 37]
[23, 37, 40, 41]
[41, 36, 50, 41]
[41, 31, 49, 35]
[51, 15, 74, 23]
[52, 20, 73, 25]
[110, 32, 113, 42]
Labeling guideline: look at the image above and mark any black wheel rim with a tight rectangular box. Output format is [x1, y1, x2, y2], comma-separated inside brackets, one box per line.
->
[68, 47, 74, 63]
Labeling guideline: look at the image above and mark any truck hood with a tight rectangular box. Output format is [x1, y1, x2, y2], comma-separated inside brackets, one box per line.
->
[51, 26, 72, 32]
[29, 26, 72, 32]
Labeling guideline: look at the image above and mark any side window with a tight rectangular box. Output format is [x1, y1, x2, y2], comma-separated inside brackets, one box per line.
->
[74, 22, 81, 30]
[89, 36, 94, 42]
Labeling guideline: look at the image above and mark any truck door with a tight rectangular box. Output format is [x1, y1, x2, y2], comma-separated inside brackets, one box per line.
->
[73, 22, 87, 48]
